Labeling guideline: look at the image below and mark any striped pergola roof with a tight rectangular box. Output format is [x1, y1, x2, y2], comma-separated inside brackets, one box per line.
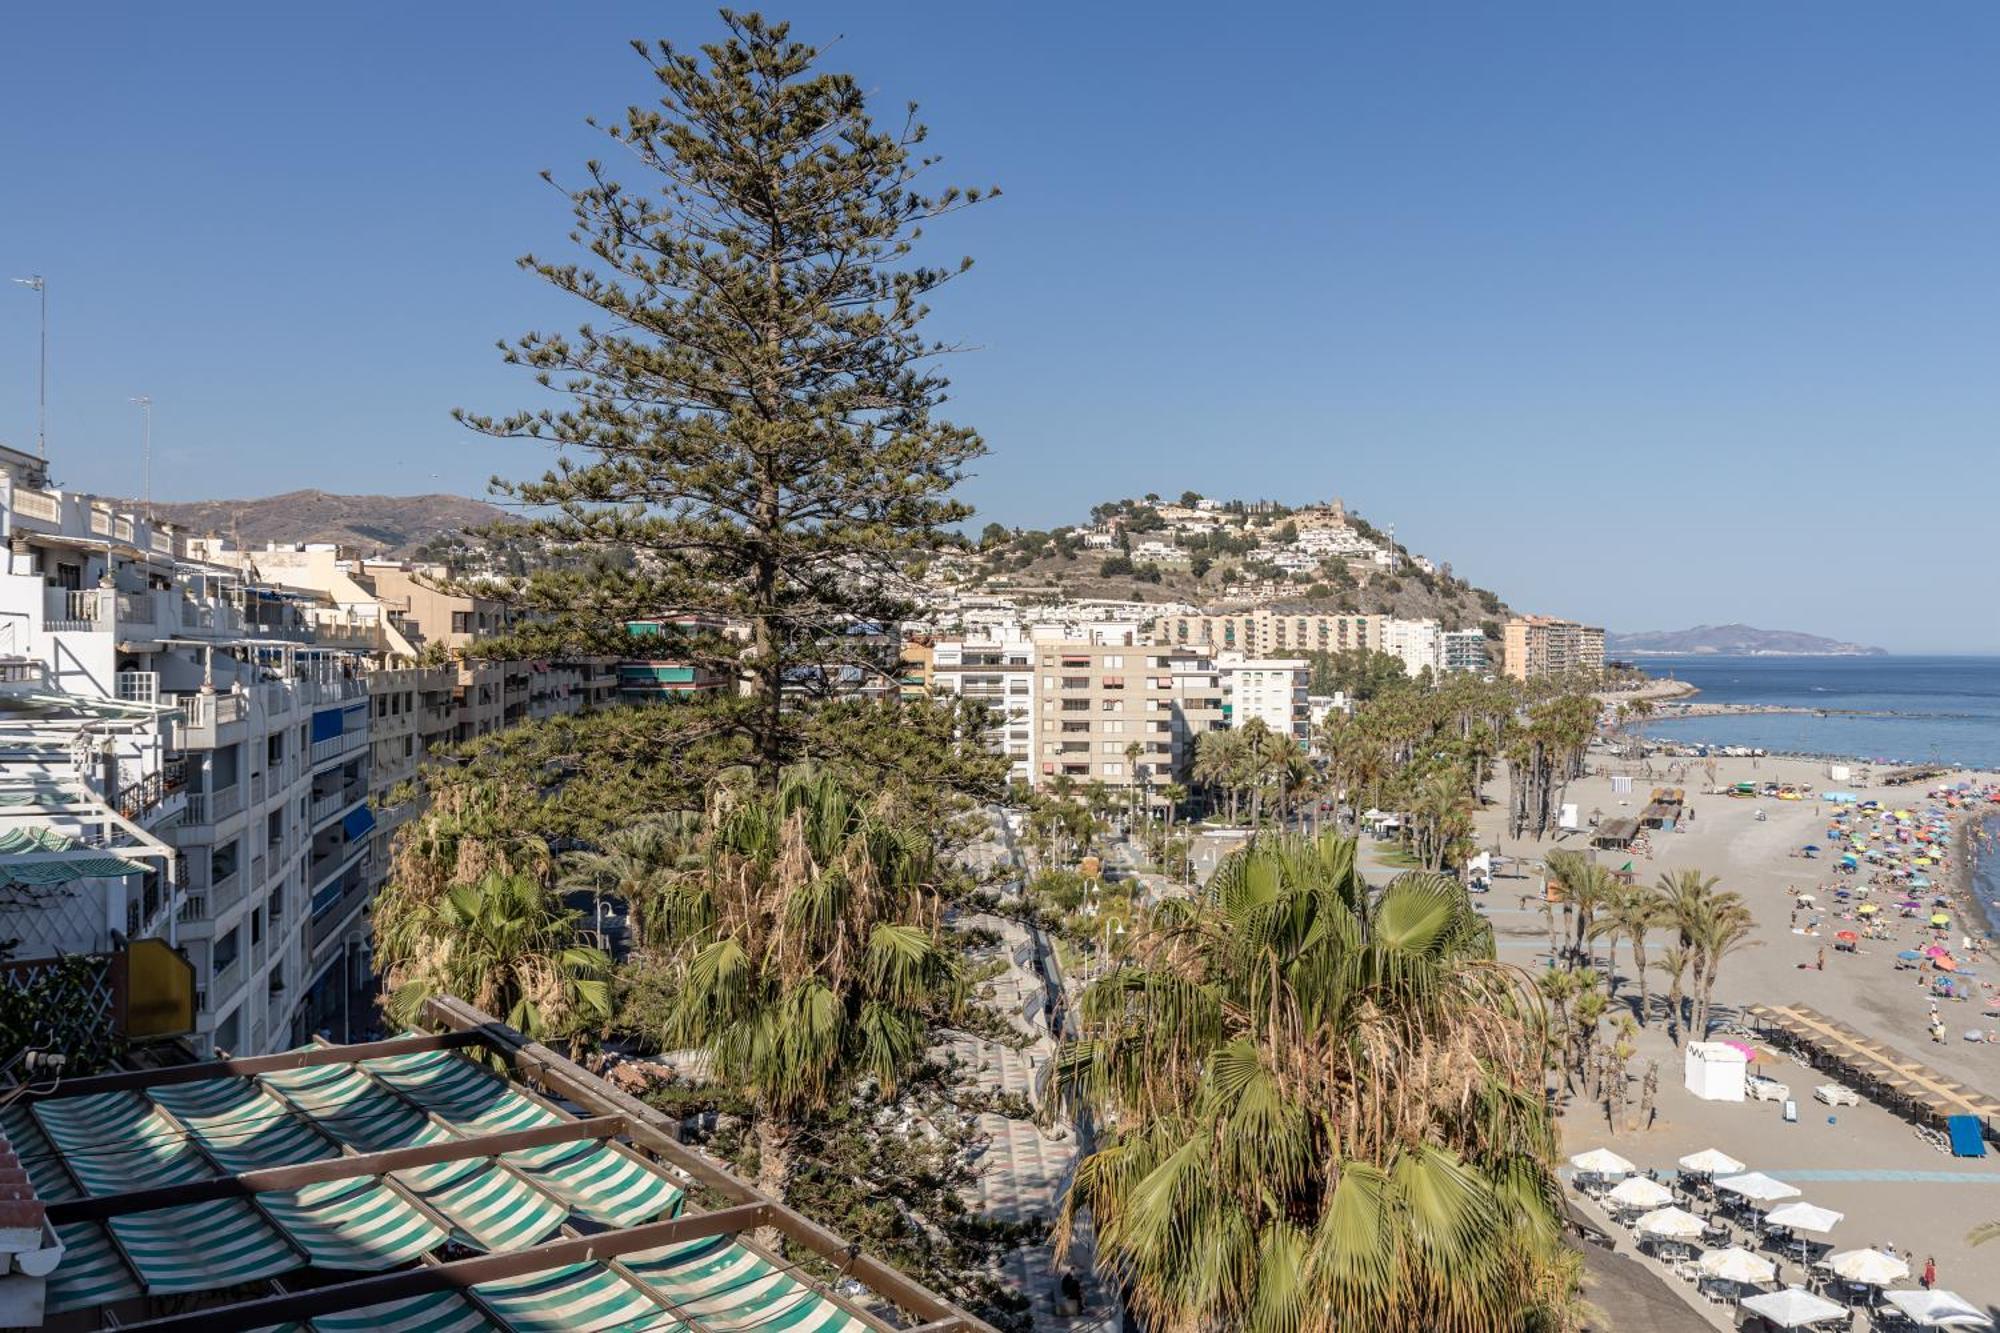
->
[4, 998, 995, 1333]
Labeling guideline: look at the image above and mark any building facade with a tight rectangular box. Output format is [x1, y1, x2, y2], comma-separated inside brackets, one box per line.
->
[1501, 615, 1607, 680]
[1219, 657, 1311, 743]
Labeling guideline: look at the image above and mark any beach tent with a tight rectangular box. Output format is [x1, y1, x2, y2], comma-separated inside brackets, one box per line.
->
[1635, 1206, 1706, 1240]
[1714, 1172, 1800, 1204]
[1697, 1247, 1776, 1285]
[1740, 1288, 1850, 1328]
[1763, 1202, 1842, 1234]
[1883, 1289, 1994, 1329]
[1685, 1042, 1748, 1102]
[1606, 1175, 1673, 1210]
[1946, 1115, 1988, 1158]
[1678, 1148, 1746, 1176]
[1569, 1147, 1635, 1177]
[1827, 1249, 1909, 1286]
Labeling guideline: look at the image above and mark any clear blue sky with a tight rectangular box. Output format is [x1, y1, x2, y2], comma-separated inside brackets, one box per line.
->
[4, 4, 1997, 652]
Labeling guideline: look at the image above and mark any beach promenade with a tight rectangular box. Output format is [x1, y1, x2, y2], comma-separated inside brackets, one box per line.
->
[1468, 753, 2000, 1324]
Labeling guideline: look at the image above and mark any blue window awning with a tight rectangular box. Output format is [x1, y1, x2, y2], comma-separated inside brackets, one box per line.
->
[341, 805, 376, 841]
[310, 709, 343, 742]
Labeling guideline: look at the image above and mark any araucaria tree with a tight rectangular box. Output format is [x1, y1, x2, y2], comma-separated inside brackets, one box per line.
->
[460, 11, 993, 783]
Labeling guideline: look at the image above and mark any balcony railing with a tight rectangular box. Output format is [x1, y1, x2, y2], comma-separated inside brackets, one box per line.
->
[210, 868, 245, 915]
[210, 955, 244, 1005]
[177, 893, 208, 923]
[11, 486, 60, 523]
[209, 782, 243, 823]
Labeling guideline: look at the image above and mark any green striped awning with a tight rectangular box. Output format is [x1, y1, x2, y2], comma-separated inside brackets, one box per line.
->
[260, 1062, 479, 1192]
[45, 1222, 142, 1314]
[32, 1091, 212, 1194]
[109, 1198, 302, 1294]
[303, 1290, 498, 1333]
[0, 825, 147, 884]
[509, 1142, 683, 1228]
[0, 1104, 80, 1201]
[148, 1077, 339, 1172]
[626, 1235, 868, 1331]
[474, 1263, 662, 1333]
[257, 1179, 448, 1271]
[407, 1163, 567, 1253]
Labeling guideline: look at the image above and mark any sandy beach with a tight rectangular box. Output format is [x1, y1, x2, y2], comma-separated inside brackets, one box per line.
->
[1465, 752, 2000, 1322]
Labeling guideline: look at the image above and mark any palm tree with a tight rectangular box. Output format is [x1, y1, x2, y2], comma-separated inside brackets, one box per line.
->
[1653, 944, 1693, 1045]
[1592, 885, 1662, 1023]
[379, 871, 611, 1042]
[1652, 869, 1755, 1043]
[1048, 832, 1575, 1331]
[1193, 728, 1244, 823]
[645, 767, 961, 1204]
[1545, 849, 1618, 970]
[557, 813, 700, 950]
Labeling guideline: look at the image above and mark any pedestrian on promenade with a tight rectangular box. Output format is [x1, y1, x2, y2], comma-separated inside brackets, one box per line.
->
[1922, 1256, 1936, 1290]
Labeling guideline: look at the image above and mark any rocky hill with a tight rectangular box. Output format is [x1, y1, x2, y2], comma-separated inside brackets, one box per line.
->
[955, 494, 1512, 631]
[1607, 624, 1886, 656]
[140, 490, 503, 557]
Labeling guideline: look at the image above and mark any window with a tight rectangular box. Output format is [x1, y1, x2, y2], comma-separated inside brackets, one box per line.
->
[250, 907, 264, 946]
[1102, 720, 1123, 734]
[1100, 699, 1123, 713]
[1100, 741, 1125, 754]
[1100, 762, 1124, 778]
[1101, 655, 1123, 669]
[451, 610, 473, 634]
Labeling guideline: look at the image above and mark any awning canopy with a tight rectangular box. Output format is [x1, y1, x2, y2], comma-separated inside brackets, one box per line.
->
[0, 826, 147, 884]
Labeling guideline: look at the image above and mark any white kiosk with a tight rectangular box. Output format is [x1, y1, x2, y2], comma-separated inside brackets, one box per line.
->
[1684, 1041, 1748, 1102]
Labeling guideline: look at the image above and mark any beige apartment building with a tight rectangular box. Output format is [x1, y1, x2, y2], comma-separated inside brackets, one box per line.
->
[1501, 615, 1606, 680]
[1154, 610, 1387, 658]
[1030, 640, 1225, 797]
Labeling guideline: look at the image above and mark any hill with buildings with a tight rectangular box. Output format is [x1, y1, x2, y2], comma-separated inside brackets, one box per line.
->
[1607, 624, 1886, 656]
[138, 490, 504, 556]
[946, 493, 1512, 633]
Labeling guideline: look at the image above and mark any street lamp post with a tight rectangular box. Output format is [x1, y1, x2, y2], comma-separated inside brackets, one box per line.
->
[11, 275, 46, 462]
[130, 395, 153, 519]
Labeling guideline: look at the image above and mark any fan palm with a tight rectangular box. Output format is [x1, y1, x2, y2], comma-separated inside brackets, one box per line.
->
[558, 812, 702, 950]
[1048, 831, 1573, 1332]
[646, 767, 962, 1203]
[380, 871, 611, 1041]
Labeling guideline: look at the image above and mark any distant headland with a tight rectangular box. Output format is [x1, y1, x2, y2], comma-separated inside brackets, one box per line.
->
[1607, 624, 1888, 657]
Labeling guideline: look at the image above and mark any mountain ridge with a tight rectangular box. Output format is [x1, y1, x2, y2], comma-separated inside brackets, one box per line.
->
[1608, 624, 1886, 657]
[135, 490, 504, 557]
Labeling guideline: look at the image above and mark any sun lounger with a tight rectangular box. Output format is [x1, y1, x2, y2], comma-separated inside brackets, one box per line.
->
[1814, 1083, 1860, 1107]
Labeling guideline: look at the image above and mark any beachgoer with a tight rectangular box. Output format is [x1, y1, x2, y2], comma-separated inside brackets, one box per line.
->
[1816, 947, 1825, 971]
[1922, 1256, 1936, 1290]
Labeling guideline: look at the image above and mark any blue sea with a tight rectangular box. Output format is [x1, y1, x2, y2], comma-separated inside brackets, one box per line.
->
[1634, 655, 2000, 772]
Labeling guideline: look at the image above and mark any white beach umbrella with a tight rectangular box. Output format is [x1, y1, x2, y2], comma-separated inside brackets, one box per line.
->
[1606, 1175, 1673, 1209]
[1827, 1248, 1910, 1286]
[1635, 1206, 1706, 1240]
[1678, 1148, 1746, 1176]
[1696, 1246, 1776, 1285]
[1714, 1171, 1802, 1204]
[1570, 1147, 1636, 1176]
[1763, 1202, 1844, 1234]
[1740, 1287, 1849, 1328]
[1884, 1290, 1994, 1329]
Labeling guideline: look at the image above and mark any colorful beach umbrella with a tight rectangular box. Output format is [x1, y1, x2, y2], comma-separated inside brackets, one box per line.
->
[1856, 903, 1878, 915]
[1835, 930, 1858, 942]
[1931, 913, 1951, 926]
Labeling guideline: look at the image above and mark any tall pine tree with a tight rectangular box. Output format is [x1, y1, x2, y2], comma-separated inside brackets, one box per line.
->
[459, 10, 992, 783]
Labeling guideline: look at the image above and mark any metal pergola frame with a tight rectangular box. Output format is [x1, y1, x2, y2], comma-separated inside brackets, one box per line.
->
[15, 1009, 1001, 1333]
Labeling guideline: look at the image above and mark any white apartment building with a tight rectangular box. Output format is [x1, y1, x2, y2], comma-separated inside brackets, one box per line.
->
[1379, 618, 1443, 678]
[0, 446, 381, 1057]
[928, 630, 1037, 786]
[1218, 657, 1310, 743]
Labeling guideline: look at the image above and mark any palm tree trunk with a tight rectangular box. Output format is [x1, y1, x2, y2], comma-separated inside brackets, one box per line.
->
[1632, 938, 1650, 1026]
[754, 1113, 797, 1243]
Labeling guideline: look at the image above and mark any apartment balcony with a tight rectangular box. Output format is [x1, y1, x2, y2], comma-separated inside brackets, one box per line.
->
[208, 955, 245, 1010]
[309, 728, 369, 767]
[177, 892, 209, 924]
[209, 867, 245, 916]
[309, 787, 365, 829]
